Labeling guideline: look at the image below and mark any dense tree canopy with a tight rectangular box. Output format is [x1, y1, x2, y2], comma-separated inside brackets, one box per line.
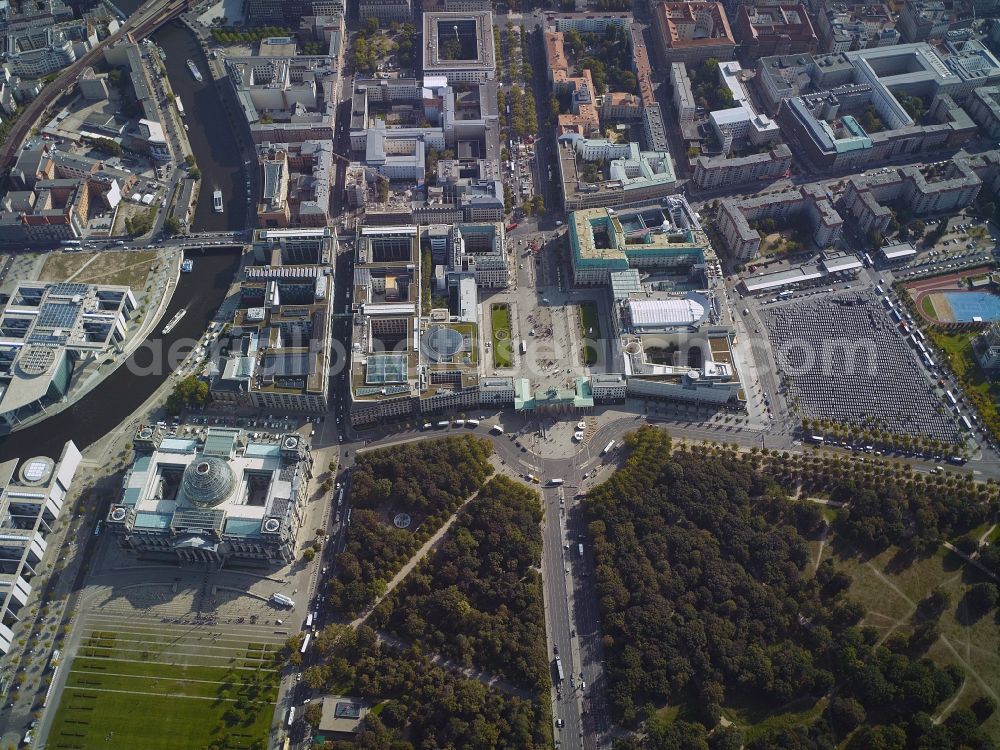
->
[313, 635, 549, 750]
[326, 437, 493, 617]
[585, 428, 994, 748]
[376, 475, 547, 691]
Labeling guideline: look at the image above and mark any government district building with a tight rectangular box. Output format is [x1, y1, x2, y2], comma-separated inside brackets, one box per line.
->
[0, 441, 80, 654]
[422, 10, 496, 83]
[210, 228, 336, 413]
[106, 427, 313, 566]
[0, 281, 136, 431]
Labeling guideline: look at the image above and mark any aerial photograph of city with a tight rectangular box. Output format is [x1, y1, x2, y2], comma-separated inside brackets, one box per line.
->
[0, 0, 999, 747]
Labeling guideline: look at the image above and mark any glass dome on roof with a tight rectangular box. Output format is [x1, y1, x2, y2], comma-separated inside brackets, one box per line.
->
[181, 457, 235, 508]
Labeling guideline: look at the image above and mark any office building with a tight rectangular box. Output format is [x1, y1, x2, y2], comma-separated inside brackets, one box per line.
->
[0, 441, 80, 654]
[227, 56, 338, 144]
[653, 2, 736, 65]
[556, 135, 677, 211]
[568, 198, 710, 285]
[255, 140, 332, 228]
[211, 229, 335, 413]
[423, 11, 496, 83]
[733, 4, 817, 58]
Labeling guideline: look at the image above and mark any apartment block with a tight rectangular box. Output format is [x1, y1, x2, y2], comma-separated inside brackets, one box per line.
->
[966, 85, 1000, 137]
[716, 184, 844, 260]
[358, 0, 413, 22]
[691, 144, 792, 190]
[842, 155, 995, 236]
[898, 0, 955, 42]
[671, 62, 697, 123]
[815, 1, 899, 52]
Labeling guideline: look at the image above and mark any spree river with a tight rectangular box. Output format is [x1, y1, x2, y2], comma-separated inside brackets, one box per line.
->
[0, 6, 248, 460]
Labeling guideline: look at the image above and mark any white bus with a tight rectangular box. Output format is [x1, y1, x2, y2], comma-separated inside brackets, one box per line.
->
[287, 706, 296, 727]
[490, 424, 504, 435]
[554, 656, 564, 682]
[60, 239, 82, 247]
[960, 415, 973, 431]
[300, 633, 311, 654]
[271, 593, 294, 608]
[602, 440, 616, 455]
[548, 478, 564, 486]
[945, 390, 957, 406]
[305, 613, 313, 629]
[520, 340, 527, 355]
[466, 418, 480, 427]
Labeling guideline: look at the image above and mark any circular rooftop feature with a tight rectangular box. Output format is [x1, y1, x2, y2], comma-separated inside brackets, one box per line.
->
[421, 325, 467, 363]
[19, 457, 54, 486]
[110, 506, 128, 522]
[263, 518, 281, 533]
[17, 345, 57, 377]
[181, 456, 235, 508]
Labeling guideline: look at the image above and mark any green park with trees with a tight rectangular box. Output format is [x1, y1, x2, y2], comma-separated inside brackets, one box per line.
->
[374, 475, 548, 692]
[325, 436, 494, 618]
[586, 427, 1000, 748]
[165, 375, 209, 416]
[302, 627, 550, 749]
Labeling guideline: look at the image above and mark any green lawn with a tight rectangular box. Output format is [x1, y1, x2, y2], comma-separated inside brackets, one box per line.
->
[835, 544, 1000, 740]
[927, 328, 1000, 442]
[578, 301, 601, 366]
[491, 303, 513, 368]
[48, 645, 279, 750]
[921, 295, 937, 319]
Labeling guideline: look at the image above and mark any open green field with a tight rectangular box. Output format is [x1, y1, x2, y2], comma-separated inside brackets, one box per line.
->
[491, 303, 513, 368]
[47, 630, 280, 750]
[834, 543, 1000, 739]
[921, 294, 937, 318]
[578, 301, 601, 366]
[39, 250, 158, 289]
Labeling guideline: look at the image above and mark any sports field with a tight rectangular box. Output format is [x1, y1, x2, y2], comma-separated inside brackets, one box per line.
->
[47, 627, 281, 750]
